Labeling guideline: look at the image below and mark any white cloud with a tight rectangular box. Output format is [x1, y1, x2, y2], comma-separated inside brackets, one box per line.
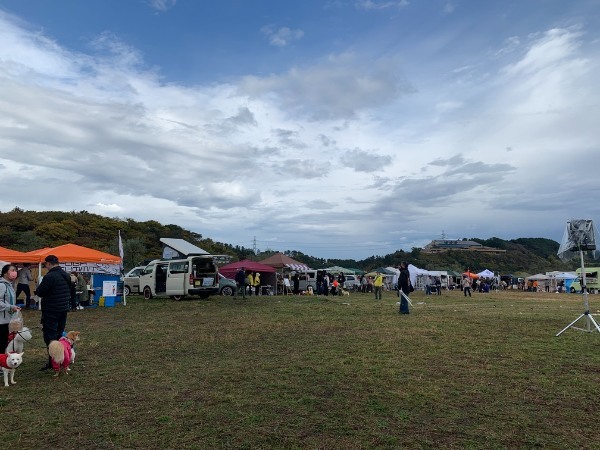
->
[148, 0, 176, 12]
[261, 25, 304, 47]
[355, 0, 409, 11]
[239, 53, 413, 119]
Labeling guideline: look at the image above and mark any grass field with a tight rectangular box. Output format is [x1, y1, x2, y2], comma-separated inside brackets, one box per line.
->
[3, 289, 600, 449]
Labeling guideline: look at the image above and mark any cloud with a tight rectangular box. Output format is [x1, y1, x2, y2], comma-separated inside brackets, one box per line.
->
[239, 53, 414, 119]
[261, 25, 304, 47]
[495, 36, 521, 57]
[355, 0, 409, 11]
[503, 28, 583, 77]
[443, 3, 456, 14]
[148, 0, 176, 12]
[273, 128, 307, 149]
[341, 148, 392, 173]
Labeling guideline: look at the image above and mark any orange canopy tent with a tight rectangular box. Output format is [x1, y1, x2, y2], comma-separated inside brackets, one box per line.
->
[0, 246, 41, 263]
[27, 244, 121, 264]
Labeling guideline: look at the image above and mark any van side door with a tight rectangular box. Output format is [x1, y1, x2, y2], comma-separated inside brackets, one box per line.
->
[166, 261, 187, 295]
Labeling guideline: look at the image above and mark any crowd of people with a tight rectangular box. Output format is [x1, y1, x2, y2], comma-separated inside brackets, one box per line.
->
[234, 267, 262, 299]
[236, 263, 413, 314]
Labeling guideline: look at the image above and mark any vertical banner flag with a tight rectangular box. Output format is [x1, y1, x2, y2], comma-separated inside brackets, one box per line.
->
[118, 230, 124, 271]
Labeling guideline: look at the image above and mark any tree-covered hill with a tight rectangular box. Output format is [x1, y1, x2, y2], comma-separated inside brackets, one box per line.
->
[0, 208, 578, 274]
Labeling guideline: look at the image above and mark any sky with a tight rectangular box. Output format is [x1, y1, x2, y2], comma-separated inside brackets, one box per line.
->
[0, 1, 599, 260]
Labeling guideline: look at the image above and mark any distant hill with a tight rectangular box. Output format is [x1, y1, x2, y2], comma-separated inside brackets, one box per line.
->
[0, 208, 578, 274]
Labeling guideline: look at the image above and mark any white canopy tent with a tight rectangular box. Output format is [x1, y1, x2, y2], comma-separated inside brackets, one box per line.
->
[527, 273, 550, 281]
[477, 269, 495, 278]
[385, 266, 400, 287]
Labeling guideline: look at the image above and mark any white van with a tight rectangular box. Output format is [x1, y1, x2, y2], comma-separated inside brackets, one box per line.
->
[291, 270, 318, 292]
[139, 255, 219, 300]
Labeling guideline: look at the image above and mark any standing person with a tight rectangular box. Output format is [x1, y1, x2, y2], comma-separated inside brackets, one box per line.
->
[374, 272, 384, 300]
[76, 273, 88, 309]
[246, 271, 254, 296]
[69, 272, 78, 311]
[16, 263, 34, 308]
[322, 272, 329, 296]
[316, 271, 324, 295]
[254, 272, 261, 296]
[339, 272, 346, 289]
[234, 267, 246, 299]
[0, 264, 21, 352]
[398, 262, 410, 315]
[435, 277, 442, 295]
[34, 255, 72, 371]
[462, 276, 472, 297]
[293, 272, 300, 295]
[361, 275, 367, 293]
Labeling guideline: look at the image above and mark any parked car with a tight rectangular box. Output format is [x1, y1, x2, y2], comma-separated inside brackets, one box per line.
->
[122, 266, 146, 296]
[219, 274, 236, 296]
[343, 274, 360, 290]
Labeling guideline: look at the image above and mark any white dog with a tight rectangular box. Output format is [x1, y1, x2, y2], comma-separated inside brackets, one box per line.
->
[340, 288, 350, 297]
[1, 352, 23, 387]
[5, 327, 33, 354]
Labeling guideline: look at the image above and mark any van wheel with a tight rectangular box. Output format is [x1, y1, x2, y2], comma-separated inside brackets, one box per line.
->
[124, 286, 131, 296]
[143, 286, 153, 300]
[221, 286, 234, 296]
[171, 295, 184, 301]
[570, 287, 576, 293]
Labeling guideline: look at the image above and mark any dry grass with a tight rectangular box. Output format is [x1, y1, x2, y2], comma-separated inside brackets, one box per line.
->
[3, 289, 600, 449]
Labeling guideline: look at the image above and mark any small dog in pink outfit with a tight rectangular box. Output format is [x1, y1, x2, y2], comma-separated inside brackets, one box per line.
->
[48, 331, 80, 377]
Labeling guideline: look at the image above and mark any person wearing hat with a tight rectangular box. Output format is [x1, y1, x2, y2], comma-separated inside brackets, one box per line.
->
[374, 272, 384, 300]
[34, 255, 73, 371]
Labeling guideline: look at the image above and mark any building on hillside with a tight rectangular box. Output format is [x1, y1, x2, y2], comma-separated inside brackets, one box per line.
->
[423, 239, 506, 254]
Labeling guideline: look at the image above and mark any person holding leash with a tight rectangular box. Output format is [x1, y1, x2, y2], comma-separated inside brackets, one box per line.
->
[35, 255, 72, 371]
[0, 264, 21, 352]
[398, 262, 411, 315]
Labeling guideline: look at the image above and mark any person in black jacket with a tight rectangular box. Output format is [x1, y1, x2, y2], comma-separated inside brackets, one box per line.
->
[234, 267, 246, 299]
[35, 255, 72, 370]
[398, 261, 411, 315]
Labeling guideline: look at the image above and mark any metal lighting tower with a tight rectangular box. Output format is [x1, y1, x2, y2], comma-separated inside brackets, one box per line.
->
[556, 219, 600, 336]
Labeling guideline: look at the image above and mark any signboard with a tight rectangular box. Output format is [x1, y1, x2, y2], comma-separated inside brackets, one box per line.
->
[60, 262, 120, 275]
[102, 280, 118, 297]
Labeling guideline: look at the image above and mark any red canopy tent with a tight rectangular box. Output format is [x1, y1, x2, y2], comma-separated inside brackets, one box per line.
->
[219, 259, 277, 294]
[259, 253, 310, 271]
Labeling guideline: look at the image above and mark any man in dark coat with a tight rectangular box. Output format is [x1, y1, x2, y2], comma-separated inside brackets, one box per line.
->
[35, 255, 72, 370]
[234, 267, 246, 299]
[398, 261, 411, 315]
